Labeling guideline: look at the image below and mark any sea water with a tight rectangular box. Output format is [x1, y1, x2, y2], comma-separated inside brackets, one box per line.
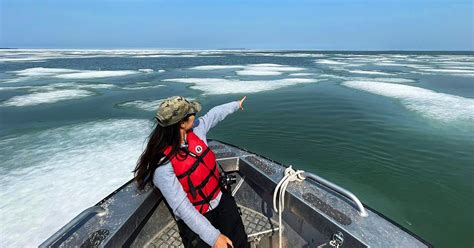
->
[0, 50, 473, 247]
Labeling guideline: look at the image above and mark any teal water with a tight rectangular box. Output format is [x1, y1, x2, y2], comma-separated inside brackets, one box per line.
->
[0, 50, 473, 247]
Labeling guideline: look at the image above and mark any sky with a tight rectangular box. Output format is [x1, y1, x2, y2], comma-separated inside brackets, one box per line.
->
[0, 0, 473, 50]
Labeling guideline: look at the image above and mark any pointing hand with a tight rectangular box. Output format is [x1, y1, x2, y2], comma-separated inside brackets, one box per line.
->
[239, 96, 247, 110]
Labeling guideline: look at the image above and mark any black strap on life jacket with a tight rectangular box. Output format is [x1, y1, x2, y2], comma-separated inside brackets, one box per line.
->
[196, 188, 209, 213]
[176, 147, 211, 179]
[187, 176, 197, 199]
[192, 182, 221, 207]
[194, 166, 221, 212]
[185, 162, 218, 193]
[186, 161, 218, 200]
[187, 148, 220, 182]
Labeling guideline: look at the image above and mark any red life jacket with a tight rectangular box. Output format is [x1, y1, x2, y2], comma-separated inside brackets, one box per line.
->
[163, 131, 221, 214]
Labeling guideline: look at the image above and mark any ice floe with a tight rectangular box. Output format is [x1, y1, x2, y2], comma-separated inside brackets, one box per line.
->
[374, 62, 419, 67]
[9, 67, 151, 80]
[348, 70, 394, 76]
[43, 82, 116, 90]
[1, 89, 94, 107]
[132, 54, 200, 58]
[247, 65, 304, 72]
[14, 68, 78, 77]
[289, 73, 316, 76]
[342, 81, 474, 122]
[418, 68, 474, 77]
[121, 84, 165, 90]
[0, 57, 47, 62]
[276, 53, 326, 58]
[191, 65, 245, 70]
[237, 52, 326, 58]
[315, 59, 347, 65]
[117, 99, 165, 111]
[0, 85, 32, 91]
[236, 70, 282, 76]
[351, 77, 416, 83]
[0, 119, 152, 247]
[54, 70, 139, 79]
[190, 63, 305, 76]
[163, 78, 319, 95]
[0, 49, 230, 63]
[0, 82, 116, 92]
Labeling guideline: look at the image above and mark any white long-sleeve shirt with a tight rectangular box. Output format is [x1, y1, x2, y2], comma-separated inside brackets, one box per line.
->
[153, 101, 240, 246]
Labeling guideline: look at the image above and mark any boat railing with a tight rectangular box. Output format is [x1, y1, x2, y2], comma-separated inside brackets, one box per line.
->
[209, 139, 369, 217]
[40, 206, 106, 248]
[303, 172, 368, 217]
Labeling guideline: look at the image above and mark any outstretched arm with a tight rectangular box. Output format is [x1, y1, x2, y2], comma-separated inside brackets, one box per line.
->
[193, 96, 246, 136]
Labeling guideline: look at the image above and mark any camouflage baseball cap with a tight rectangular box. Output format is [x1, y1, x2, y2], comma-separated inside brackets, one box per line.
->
[155, 96, 202, 127]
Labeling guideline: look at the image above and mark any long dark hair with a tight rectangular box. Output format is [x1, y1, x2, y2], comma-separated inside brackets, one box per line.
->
[134, 116, 191, 190]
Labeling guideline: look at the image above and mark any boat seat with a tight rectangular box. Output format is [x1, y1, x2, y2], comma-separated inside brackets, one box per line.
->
[145, 205, 279, 248]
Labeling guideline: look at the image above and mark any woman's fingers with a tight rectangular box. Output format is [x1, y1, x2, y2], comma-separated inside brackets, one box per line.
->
[225, 236, 233, 248]
[239, 96, 247, 110]
[213, 234, 233, 248]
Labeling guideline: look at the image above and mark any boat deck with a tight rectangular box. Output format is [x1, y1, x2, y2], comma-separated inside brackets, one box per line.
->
[144, 205, 279, 248]
[40, 140, 432, 248]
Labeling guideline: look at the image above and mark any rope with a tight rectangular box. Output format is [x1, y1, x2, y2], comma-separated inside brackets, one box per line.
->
[272, 165, 305, 248]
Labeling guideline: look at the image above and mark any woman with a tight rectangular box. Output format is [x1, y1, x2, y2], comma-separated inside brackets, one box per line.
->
[134, 96, 249, 248]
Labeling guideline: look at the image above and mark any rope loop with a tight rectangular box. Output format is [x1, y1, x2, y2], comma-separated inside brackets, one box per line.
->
[272, 165, 305, 248]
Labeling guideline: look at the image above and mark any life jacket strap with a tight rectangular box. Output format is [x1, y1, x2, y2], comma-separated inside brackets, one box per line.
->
[192, 183, 221, 207]
[185, 162, 218, 193]
[187, 176, 197, 199]
[176, 147, 211, 179]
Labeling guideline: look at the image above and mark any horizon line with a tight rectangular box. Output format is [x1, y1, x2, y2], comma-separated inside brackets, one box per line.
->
[1, 47, 473, 52]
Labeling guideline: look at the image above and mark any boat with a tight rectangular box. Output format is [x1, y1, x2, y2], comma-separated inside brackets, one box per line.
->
[40, 139, 432, 248]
